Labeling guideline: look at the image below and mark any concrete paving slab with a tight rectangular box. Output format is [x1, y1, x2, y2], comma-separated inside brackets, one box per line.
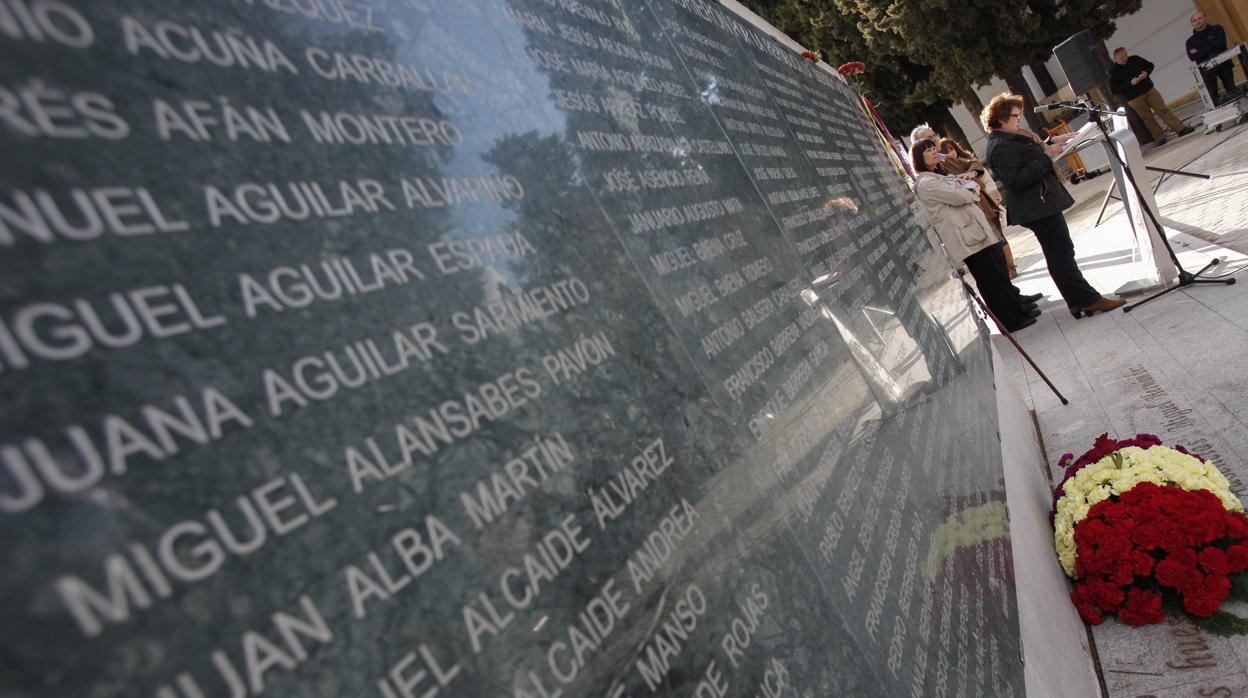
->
[1118, 674, 1248, 697]
[1093, 615, 1246, 697]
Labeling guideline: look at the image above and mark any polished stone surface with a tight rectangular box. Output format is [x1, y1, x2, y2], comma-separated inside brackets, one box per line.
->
[0, 1, 1022, 696]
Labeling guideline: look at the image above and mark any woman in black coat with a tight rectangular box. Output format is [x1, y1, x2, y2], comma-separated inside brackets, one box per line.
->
[982, 93, 1125, 318]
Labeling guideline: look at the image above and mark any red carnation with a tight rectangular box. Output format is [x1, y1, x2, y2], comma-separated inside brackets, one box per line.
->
[1070, 585, 1104, 624]
[1084, 578, 1125, 609]
[1227, 512, 1248, 540]
[1184, 574, 1232, 617]
[1119, 482, 1162, 505]
[1093, 433, 1118, 455]
[1119, 588, 1165, 626]
[1180, 503, 1228, 544]
[1155, 548, 1199, 588]
[1129, 517, 1176, 551]
[1228, 542, 1248, 571]
[1075, 517, 1109, 542]
[1103, 503, 1135, 526]
[1199, 548, 1230, 576]
[1121, 434, 1163, 451]
[1205, 573, 1232, 597]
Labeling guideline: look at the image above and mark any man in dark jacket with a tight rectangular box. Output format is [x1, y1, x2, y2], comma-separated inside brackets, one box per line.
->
[1110, 47, 1193, 145]
[1187, 10, 1238, 105]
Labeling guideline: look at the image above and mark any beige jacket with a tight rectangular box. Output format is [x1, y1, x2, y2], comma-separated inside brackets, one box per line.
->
[936, 157, 1005, 241]
[913, 171, 997, 265]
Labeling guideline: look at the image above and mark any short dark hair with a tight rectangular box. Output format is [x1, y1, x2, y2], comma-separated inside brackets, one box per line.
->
[982, 92, 1025, 130]
[910, 138, 937, 173]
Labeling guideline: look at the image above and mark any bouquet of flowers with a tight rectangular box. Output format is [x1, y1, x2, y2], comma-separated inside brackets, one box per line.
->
[1051, 433, 1248, 625]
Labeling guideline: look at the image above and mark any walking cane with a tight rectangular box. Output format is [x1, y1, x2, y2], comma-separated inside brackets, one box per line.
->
[959, 276, 1069, 406]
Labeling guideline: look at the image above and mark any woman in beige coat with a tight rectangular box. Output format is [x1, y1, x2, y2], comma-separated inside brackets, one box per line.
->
[910, 139, 1039, 331]
[938, 137, 1018, 278]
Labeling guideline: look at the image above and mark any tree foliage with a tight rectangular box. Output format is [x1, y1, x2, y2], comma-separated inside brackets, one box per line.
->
[741, 0, 941, 127]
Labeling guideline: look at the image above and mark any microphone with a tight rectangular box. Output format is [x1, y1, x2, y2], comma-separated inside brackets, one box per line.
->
[1034, 101, 1082, 112]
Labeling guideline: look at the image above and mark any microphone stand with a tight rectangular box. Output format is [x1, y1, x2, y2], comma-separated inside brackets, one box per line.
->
[1059, 99, 1235, 312]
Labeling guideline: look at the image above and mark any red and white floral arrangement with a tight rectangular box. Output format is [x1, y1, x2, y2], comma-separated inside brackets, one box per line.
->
[1051, 433, 1248, 625]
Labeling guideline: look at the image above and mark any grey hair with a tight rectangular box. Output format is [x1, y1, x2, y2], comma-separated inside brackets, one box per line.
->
[909, 123, 936, 143]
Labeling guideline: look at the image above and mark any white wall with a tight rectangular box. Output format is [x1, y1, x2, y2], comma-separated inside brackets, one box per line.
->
[1104, 0, 1200, 103]
[949, 102, 988, 158]
[1023, 64, 1045, 103]
[973, 76, 1012, 107]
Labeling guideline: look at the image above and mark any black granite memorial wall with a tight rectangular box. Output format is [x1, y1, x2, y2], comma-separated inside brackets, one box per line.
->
[0, 1, 1024, 696]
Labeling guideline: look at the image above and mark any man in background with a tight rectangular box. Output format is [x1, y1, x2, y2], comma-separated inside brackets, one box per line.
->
[1187, 10, 1238, 105]
[1109, 47, 1193, 145]
[909, 123, 938, 145]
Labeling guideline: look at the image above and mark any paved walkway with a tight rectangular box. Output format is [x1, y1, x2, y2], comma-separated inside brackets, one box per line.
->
[994, 111, 1248, 697]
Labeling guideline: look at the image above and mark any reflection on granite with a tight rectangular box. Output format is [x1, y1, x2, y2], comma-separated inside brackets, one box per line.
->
[0, 0, 1022, 696]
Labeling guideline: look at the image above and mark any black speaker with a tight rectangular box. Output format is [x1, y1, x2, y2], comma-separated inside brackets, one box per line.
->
[1053, 30, 1109, 95]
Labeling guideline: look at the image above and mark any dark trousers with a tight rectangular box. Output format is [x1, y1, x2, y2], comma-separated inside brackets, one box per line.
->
[1203, 61, 1237, 104]
[1023, 213, 1100, 308]
[964, 243, 1025, 326]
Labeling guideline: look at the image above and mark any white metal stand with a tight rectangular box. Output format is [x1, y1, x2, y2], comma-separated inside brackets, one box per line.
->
[1191, 42, 1248, 133]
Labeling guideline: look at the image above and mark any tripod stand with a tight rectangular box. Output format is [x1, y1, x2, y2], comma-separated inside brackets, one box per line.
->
[1093, 165, 1210, 227]
[1067, 100, 1235, 312]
